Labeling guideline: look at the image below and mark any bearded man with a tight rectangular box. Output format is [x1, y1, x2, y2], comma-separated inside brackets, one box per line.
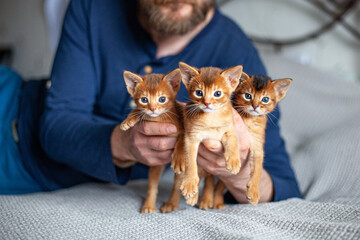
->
[1, 0, 301, 204]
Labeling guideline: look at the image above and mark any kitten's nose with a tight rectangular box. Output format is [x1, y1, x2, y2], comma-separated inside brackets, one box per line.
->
[150, 107, 156, 112]
[252, 104, 258, 109]
[204, 102, 211, 107]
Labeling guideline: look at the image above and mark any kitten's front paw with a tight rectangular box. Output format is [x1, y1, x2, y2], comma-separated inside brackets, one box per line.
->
[119, 123, 129, 131]
[120, 118, 137, 131]
[120, 122, 134, 131]
[199, 197, 213, 210]
[246, 182, 260, 205]
[185, 193, 199, 206]
[180, 176, 199, 200]
[214, 203, 226, 209]
[141, 205, 157, 213]
[225, 156, 241, 175]
[160, 202, 178, 213]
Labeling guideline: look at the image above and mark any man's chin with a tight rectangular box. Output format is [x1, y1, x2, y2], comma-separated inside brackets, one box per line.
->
[159, 3, 193, 19]
[139, 0, 213, 35]
[155, 0, 196, 5]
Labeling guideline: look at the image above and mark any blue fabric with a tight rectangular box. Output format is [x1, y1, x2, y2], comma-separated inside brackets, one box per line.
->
[17, 0, 301, 200]
[0, 65, 42, 194]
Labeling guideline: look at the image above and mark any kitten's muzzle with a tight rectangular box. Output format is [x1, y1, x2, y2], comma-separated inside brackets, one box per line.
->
[201, 104, 214, 113]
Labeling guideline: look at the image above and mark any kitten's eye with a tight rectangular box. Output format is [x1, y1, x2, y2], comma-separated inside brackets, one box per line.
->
[159, 96, 166, 103]
[140, 97, 148, 103]
[244, 93, 252, 100]
[214, 91, 222, 98]
[262, 97, 270, 103]
[195, 90, 203, 97]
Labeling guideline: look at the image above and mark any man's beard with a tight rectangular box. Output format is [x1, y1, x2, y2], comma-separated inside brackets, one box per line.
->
[138, 0, 215, 35]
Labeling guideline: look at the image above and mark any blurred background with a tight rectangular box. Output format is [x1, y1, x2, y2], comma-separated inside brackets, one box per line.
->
[0, 0, 359, 82]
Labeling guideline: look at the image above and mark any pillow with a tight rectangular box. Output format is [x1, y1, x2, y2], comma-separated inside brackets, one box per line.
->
[261, 52, 360, 201]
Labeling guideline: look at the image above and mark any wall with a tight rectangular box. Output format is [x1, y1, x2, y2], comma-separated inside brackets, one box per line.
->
[0, 0, 52, 79]
[0, 0, 359, 82]
[219, 0, 360, 82]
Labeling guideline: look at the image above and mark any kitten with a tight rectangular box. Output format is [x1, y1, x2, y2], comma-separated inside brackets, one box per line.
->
[232, 73, 292, 205]
[175, 62, 243, 206]
[117, 69, 184, 213]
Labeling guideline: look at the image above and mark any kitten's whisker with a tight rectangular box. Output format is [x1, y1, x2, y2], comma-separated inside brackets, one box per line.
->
[136, 112, 145, 123]
[233, 106, 246, 110]
[266, 114, 276, 126]
[163, 112, 170, 120]
[165, 110, 178, 118]
[268, 112, 279, 121]
[186, 105, 200, 118]
[141, 113, 148, 124]
[129, 111, 145, 117]
[237, 109, 246, 117]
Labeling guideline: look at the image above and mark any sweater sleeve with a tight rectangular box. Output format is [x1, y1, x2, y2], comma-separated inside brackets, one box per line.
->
[262, 106, 302, 201]
[225, 51, 302, 202]
[39, 0, 131, 185]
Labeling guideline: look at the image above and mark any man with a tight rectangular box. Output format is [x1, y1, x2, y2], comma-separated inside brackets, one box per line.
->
[4, 0, 301, 203]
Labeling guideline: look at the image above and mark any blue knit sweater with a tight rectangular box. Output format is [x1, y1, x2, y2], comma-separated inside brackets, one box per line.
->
[18, 0, 301, 201]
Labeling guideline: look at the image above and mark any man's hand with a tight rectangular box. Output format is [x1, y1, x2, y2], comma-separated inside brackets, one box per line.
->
[197, 109, 251, 178]
[111, 121, 178, 166]
[197, 109, 274, 203]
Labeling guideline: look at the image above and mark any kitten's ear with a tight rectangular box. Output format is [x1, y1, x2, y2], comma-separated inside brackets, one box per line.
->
[163, 69, 181, 93]
[123, 71, 143, 96]
[240, 72, 250, 83]
[179, 62, 199, 89]
[221, 65, 243, 90]
[272, 78, 292, 101]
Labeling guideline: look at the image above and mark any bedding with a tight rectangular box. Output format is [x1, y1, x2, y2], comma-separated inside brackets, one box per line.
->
[1, 53, 360, 239]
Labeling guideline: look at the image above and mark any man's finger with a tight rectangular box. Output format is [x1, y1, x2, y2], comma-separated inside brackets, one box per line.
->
[197, 155, 217, 174]
[137, 121, 177, 136]
[198, 143, 223, 162]
[146, 150, 174, 166]
[149, 136, 177, 151]
[202, 139, 223, 153]
[232, 108, 251, 161]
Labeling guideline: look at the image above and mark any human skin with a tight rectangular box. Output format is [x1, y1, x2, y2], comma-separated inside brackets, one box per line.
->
[110, 0, 274, 203]
[111, 109, 274, 203]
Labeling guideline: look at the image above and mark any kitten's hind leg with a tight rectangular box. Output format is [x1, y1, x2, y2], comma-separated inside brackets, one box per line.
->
[214, 180, 226, 209]
[141, 165, 165, 213]
[171, 133, 185, 174]
[246, 146, 263, 205]
[199, 173, 214, 210]
[222, 131, 241, 174]
[161, 172, 183, 213]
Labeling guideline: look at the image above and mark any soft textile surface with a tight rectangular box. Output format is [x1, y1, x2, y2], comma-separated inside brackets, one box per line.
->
[1, 53, 360, 239]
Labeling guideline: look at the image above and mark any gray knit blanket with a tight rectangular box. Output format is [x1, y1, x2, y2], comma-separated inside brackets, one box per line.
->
[1, 53, 360, 239]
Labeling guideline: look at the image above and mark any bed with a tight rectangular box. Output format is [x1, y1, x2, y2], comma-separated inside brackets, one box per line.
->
[1, 52, 359, 239]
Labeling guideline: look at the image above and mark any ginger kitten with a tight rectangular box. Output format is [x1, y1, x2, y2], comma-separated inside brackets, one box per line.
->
[116, 69, 184, 213]
[175, 62, 243, 206]
[232, 73, 292, 205]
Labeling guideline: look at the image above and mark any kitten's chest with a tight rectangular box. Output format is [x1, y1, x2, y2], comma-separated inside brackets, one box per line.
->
[243, 116, 267, 142]
[185, 111, 233, 140]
